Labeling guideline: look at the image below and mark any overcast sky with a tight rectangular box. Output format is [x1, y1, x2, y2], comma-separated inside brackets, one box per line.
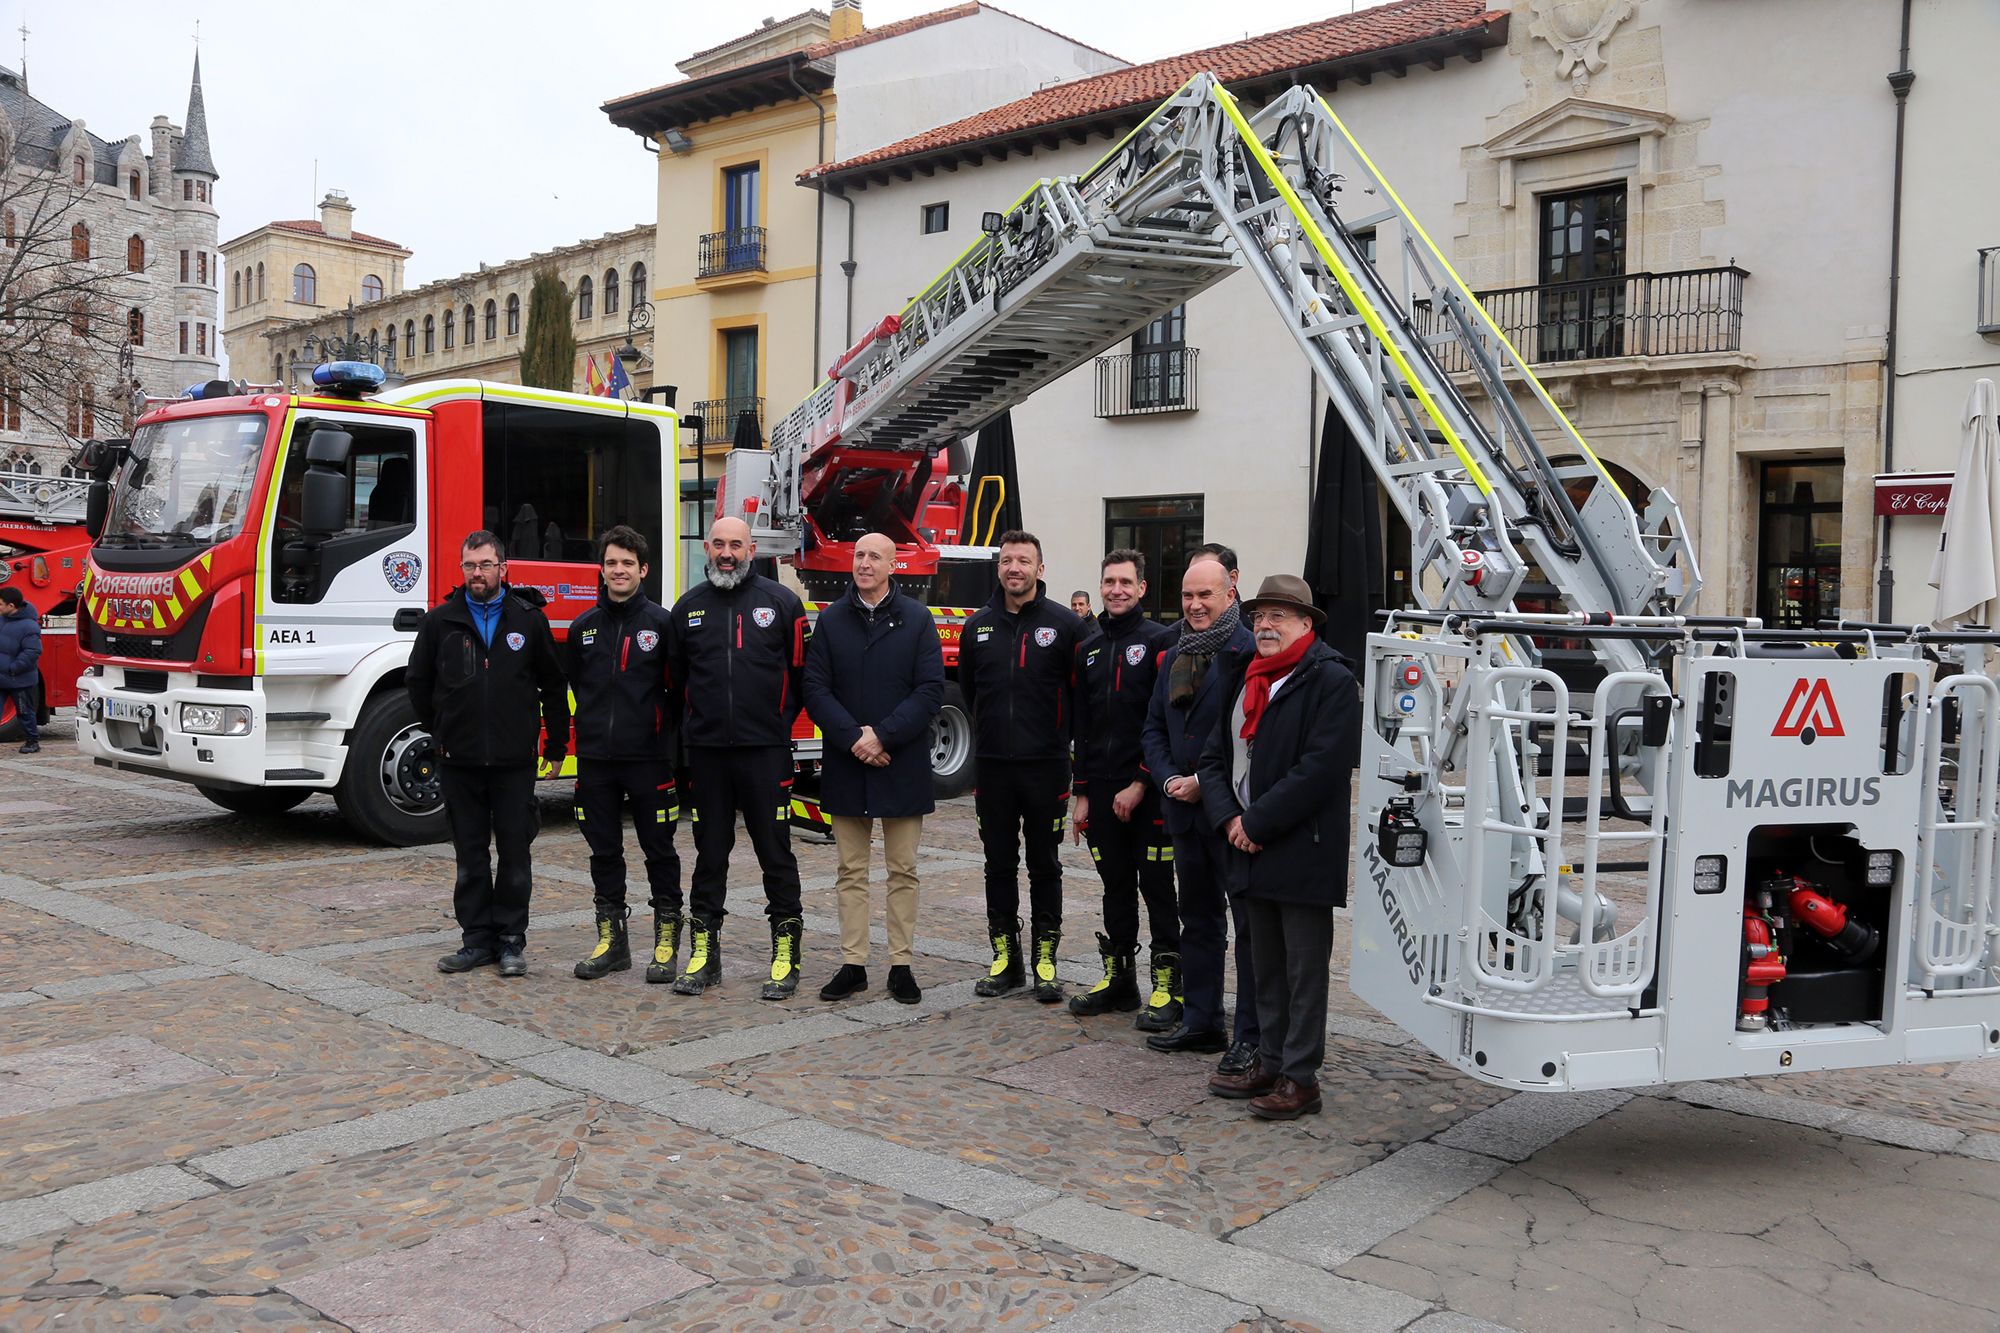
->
[9, 0, 1368, 286]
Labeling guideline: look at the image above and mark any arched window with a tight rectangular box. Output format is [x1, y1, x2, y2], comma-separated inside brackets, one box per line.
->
[484, 300, 497, 340]
[292, 263, 316, 304]
[443, 310, 455, 349]
[272, 354, 284, 383]
[128, 170, 141, 199]
[71, 223, 89, 260]
[127, 235, 145, 272]
[0, 377, 19, 431]
[577, 275, 593, 321]
[423, 314, 436, 354]
[602, 268, 620, 315]
[405, 320, 416, 360]
[629, 264, 646, 311]
[128, 308, 144, 346]
[505, 293, 520, 336]
[362, 274, 383, 303]
[256, 262, 265, 301]
[182, 180, 192, 200]
[73, 156, 86, 185]
[230, 272, 240, 307]
[463, 304, 475, 341]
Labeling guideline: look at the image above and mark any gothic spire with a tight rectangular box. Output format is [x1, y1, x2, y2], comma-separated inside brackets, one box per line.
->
[177, 51, 217, 177]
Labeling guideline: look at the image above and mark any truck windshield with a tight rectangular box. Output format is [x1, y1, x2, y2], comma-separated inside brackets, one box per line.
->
[101, 414, 270, 549]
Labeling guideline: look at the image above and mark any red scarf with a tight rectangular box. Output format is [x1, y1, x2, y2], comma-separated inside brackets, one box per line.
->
[1239, 630, 1315, 741]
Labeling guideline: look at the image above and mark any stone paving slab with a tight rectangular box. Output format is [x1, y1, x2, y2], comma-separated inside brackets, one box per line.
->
[634, 1010, 868, 1074]
[1046, 1274, 1256, 1331]
[1234, 1142, 1508, 1269]
[1434, 1089, 1631, 1163]
[280, 1209, 712, 1331]
[990, 1037, 1214, 1119]
[0, 1035, 220, 1119]
[740, 1116, 1062, 1221]
[509, 1045, 697, 1105]
[366, 1002, 567, 1062]
[0, 903, 188, 993]
[640, 1085, 798, 1136]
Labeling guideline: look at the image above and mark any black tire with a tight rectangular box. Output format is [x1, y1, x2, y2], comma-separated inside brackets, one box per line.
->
[197, 786, 313, 816]
[336, 689, 448, 846]
[0, 680, 38, 743]
[930, 681, 975, 799]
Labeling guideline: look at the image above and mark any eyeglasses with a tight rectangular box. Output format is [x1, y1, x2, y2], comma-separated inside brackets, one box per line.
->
[1248, 609, 1297, 627]
[461, 560, 501, 573]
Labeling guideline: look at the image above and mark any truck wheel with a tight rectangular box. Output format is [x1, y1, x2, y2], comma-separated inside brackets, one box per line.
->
[336, 690, 447, 846]
[930, 682, 975, 799]
[0, 681, 38, 742]
[197, 786, 313, 816]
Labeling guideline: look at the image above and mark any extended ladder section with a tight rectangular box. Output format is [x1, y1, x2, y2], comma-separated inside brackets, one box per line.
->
[757, 74, 1698, 678]
[0, 473, 89, 525]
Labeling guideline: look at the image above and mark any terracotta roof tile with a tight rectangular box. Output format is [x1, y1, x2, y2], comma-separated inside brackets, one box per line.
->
[807, 0, 1502, 181]
[265, 219, 409, 251]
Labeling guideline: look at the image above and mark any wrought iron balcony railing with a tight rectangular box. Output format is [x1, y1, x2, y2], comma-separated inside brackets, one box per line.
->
[697, 227, 767, 280]
[1979, 247, 1999, 336]
[690, 395, 764, 447]
[1095, 347, 1199, 417]
[1415, 265, 1749, 371]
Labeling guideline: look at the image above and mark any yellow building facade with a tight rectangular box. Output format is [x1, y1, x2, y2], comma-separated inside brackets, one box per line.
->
[220, 192, 409, 382]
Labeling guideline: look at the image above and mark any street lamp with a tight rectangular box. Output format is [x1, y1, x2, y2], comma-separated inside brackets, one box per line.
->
[290, 300, 404, 388]
[615, 300, 653, 373]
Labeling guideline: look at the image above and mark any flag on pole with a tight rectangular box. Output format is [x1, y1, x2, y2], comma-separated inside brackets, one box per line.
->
[605, 354, 633, 399]
[583, 353, 605, 396]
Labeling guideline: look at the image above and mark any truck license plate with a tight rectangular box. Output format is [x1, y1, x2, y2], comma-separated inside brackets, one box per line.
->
[106, 698, 155, 725]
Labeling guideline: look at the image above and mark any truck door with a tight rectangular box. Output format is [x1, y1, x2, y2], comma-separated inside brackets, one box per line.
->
[260, 413, 427, 676]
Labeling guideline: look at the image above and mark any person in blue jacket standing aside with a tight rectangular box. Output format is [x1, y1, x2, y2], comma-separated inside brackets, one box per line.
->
[803, 532, 944, 1004]
[0, 588, 41, 754]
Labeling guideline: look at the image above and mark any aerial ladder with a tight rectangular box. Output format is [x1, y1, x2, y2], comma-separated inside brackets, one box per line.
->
[730, 73, 2000, 1091]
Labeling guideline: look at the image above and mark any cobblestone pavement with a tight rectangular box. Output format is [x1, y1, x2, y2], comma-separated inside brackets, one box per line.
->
[3, 716, 1999, 1331]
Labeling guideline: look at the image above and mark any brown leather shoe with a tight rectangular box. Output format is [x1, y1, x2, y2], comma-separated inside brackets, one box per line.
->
[1249, 1076, 1322, 1120]
[1208, 1060, 1279, 1100]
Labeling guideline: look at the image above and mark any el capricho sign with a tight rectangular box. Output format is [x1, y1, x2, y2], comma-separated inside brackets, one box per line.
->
[1874, 472, 1952, 517]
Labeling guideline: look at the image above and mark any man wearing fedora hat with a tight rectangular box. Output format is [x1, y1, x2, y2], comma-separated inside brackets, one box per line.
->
[1196, 573, 1359, 1120]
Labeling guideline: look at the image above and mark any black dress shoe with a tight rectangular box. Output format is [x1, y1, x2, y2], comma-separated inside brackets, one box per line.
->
[497, 942, 528, 977]
[887, 965, 922, 1005]
[819, 964, 868, 1001]
[1217, 1038, 1259, 1077]
[437, 946, 497, 973]
[1145, 1023, 1228, 1054]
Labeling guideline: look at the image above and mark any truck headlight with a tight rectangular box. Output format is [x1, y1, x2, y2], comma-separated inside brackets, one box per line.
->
[181, 703, 253, 736]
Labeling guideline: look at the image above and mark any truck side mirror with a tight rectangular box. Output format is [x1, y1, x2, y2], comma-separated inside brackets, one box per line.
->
[81, 437, 130, 540]
[85, 481, 110, 539]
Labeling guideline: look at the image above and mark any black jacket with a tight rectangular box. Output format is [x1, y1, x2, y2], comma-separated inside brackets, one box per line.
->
[1072, 607, 1175, 796]
[565, 589, 676, 762]
[1142, 617, 1255, 835]
[666, 573, 808, 749]
[1196, 638, 1359, 905]
[958, 581, 1079, 762]
[803, 583, 945, 819]
[407, 585, 569, 768]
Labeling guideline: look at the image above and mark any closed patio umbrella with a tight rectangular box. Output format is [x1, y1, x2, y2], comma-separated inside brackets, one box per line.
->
[1930, 378, 2000, 625]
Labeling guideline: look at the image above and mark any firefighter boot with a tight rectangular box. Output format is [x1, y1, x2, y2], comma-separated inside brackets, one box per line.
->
[1135, 950, 1184, 1032]
[672, 917, 722, 995]
[644, 914, 684, 985]
[1031, 925, 1064, 1004]
[974, 916, 1025, 997]
[760, 917, 804, 1000]
[573, 907, 632, 980]
[1067, 933, 1140, 1016]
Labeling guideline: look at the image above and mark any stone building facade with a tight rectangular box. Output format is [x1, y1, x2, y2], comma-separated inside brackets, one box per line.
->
[0, 57, 220, 471]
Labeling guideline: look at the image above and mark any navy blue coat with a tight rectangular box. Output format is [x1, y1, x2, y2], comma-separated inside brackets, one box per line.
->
[1142, 618, 1254, 836]
[803, 583, 945, 819]
[0, 606, 43, 691]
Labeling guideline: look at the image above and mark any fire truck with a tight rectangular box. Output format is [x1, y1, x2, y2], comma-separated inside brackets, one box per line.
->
[0, 471, 89, 740]
[711, 72, 2000, 1090]
[75, 373, 679, 843]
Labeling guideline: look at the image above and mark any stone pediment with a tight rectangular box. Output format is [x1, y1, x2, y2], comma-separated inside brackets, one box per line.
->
[1482, 97, 1673, 206]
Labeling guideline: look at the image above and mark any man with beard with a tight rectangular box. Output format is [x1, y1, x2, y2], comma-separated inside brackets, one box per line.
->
[1197, 574, 1358, 1120]
[959, 530, 1080, 1003]
[1142, 556, 1257, 1068]
[567, 526, 683, 983]
[1068, 549, 1178, 1029]
[407, 531, 570, 978]
[665, 516, 810, 999]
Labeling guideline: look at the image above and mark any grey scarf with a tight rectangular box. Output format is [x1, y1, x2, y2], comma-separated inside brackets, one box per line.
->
[1167, 600, 1242, 708]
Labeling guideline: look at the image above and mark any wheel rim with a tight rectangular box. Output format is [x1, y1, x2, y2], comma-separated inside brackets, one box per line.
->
[379, 723, 443, 817]
[930, 705, 970, 777]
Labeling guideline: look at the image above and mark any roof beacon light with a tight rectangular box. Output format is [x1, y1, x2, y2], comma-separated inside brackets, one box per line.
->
[313, 361, 388, 399]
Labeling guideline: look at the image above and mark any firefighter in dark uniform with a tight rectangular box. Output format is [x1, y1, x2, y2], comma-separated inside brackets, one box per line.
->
[1069, 548, 1180, 1028]
[665, 516, 810, 1000]
[960, 529, 1081, 1004]
[567, 525, 683, 983]
[407, 530, 569, 978]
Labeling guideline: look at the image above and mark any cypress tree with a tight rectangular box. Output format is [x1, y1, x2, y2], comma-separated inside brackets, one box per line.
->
[518, 267, 578, 390]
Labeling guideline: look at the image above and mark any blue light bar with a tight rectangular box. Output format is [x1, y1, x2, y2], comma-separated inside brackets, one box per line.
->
[312, 361, 388, 398]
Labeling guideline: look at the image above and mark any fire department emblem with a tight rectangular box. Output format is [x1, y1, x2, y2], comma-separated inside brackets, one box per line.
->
[636, 630, 659, 652]
[1034, 627, 1057, 647]
[505, 632, 525, 651]
[1125, 643, 1147, 666]
[382, 551, 422, 594]
[753, 607, 776, 628]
